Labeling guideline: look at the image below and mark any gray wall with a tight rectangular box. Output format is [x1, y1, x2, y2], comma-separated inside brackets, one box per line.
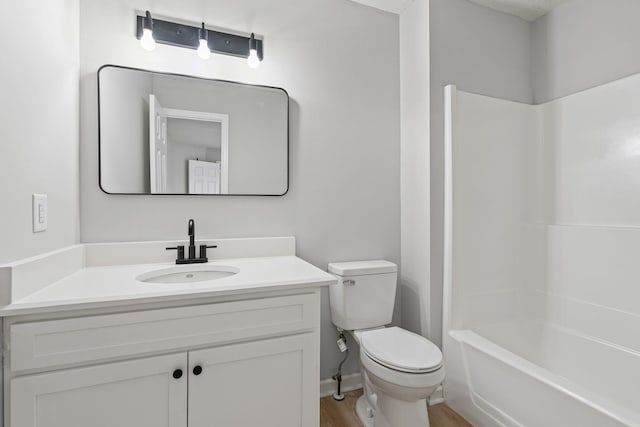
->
[532, 0, 640, 103]
[0, 0, 79, 264]
[429, 0, 532, 346]
[399, 0, 431, 339]
[79, 0, 400, 379]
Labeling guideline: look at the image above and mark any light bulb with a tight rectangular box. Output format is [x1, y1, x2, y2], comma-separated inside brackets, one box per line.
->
[247, 48, 260, 68]
[140, 28, 156, 51]
[197, 39, 211, 59]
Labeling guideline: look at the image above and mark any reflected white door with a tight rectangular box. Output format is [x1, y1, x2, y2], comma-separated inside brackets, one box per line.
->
[149, 94, 168, 193]
[188, 160, 220, 194]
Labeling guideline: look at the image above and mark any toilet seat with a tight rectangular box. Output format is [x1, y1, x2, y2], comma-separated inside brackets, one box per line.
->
[360, 327, 443, 374]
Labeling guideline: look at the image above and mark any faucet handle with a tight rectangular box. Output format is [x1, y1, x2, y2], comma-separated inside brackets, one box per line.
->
[166, 245, 185, 261]
[198, 244, 217, 260]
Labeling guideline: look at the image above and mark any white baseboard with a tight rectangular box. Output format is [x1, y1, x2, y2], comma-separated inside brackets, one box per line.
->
[320, 372, 363, 398]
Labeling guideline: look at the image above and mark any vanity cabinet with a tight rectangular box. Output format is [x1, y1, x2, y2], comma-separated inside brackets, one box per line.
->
[4, 292, 320, 427]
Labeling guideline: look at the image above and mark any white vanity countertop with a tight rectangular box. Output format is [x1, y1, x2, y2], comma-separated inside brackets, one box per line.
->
[0, 238, 336, 316]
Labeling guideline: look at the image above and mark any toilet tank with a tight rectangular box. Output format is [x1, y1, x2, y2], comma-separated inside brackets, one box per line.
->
[328, 260, 398, 330]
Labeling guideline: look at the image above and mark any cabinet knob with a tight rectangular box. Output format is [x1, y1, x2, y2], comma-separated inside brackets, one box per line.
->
[172, 369, 183, 379]
[193, 365, 203, 376]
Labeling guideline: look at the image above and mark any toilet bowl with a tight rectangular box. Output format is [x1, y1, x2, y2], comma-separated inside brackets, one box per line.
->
[328, 260, 445, 427]
[354, 327, 444, 427]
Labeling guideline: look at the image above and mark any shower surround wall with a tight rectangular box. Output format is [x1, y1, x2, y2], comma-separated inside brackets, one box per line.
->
[429, 0, 532, 347]
[79, 0, 400, 380]
[444, 73, 640, 426]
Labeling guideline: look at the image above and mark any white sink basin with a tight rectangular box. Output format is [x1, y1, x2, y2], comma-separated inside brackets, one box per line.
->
[137, 265, 239, 284]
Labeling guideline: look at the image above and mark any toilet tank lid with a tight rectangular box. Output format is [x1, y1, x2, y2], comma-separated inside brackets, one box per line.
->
[328, 260, 397, 277]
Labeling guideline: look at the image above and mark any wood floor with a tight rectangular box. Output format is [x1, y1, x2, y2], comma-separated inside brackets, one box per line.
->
[320, 389, 473, 427]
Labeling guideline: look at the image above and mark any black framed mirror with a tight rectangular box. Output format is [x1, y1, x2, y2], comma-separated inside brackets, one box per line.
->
[98, 65, 288, 195]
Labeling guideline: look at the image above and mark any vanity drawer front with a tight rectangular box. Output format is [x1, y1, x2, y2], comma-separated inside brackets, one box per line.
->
[10, 293, 319, 373]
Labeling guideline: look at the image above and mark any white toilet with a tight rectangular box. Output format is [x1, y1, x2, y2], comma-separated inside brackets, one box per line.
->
[328, 260, 444, 427]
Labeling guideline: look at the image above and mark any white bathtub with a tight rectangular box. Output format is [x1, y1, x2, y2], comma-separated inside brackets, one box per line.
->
[444, 321, 639, 427]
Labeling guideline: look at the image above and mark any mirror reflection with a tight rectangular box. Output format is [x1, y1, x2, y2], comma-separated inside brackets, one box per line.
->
[98, 65, 288, 195]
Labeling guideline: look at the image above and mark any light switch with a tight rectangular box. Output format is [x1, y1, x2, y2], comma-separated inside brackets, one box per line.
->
[32, 194, 47, 233]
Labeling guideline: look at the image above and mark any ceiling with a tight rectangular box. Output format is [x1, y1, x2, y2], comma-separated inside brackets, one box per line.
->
[350, 0, 571, 20]
[349, 0, 414, 14]
[467, 0, 571, 21]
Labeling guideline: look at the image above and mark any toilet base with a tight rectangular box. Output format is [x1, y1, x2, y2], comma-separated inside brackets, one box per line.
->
[373, 393, 430, 427]
[356, 395, 374, 427]
[356, 391, 431, 427]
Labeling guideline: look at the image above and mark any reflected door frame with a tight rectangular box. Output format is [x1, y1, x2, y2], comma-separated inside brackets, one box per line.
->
[150, 102, 230, 195]
[149, 94, 168, 194]
[163, 108, 229, 194]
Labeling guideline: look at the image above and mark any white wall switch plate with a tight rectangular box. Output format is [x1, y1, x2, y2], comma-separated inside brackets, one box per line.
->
[32, 194, 48, 233]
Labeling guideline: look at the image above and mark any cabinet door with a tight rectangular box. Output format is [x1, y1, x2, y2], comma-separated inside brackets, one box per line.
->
[188, 333, 319, 427]
[11, 353, 188, 427]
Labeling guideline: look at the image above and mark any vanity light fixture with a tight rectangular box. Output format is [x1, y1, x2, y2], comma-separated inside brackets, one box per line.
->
[197, 22, 211, 60]
[135, 11, 263, 67]
[139, 11, 156, 51]
[247, 33, 261, 69]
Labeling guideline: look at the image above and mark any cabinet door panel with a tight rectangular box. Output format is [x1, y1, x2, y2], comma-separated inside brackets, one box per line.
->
[11, 353, 187, 427]
[188, 334, 318, 427]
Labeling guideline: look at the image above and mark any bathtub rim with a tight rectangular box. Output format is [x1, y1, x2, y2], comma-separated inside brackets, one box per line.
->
[448, 328, 637, 427]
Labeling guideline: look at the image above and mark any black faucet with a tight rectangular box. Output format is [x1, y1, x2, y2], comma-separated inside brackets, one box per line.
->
[188, 219, 196, 259]
[166, 219, 216, 264]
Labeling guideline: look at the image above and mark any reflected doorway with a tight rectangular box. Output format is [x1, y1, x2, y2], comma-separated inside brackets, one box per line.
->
[149, 94, 229, 194]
